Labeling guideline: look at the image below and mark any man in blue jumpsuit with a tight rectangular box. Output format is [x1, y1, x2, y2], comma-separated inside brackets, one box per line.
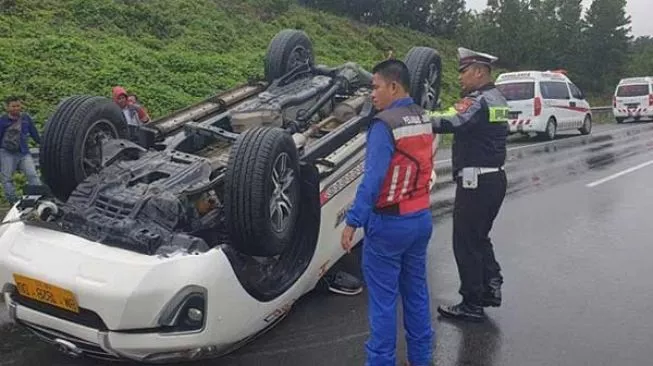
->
[341, 59, 435, 366]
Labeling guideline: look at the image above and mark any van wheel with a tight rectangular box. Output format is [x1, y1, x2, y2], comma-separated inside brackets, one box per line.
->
[579, 115, 592, 135]
[539, 118, 556, 141]
[616, 117, 624, 124]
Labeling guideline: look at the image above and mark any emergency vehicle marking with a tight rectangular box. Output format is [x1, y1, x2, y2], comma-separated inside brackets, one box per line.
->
[320, 159, 365, 206]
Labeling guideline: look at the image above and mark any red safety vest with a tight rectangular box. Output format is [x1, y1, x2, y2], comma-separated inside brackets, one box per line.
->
[374, 104, 434, 215]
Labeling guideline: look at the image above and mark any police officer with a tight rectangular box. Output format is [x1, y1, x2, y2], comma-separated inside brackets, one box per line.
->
[428, 47, 510, 322]
[342, 59, 435, 366]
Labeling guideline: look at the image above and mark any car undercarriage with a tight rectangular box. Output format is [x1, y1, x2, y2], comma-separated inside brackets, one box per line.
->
[13, 29, 443, 301]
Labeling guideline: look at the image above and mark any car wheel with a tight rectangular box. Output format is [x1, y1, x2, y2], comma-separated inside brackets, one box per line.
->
[40, 96, 128, 201]
[404, 46, 442, 185]
[616, 117, 624, 124]
[224, 126, 301, 257]
[264, 29, 314, 82]
[579, 114, 592, 135]
[539, 117, 556, 141]
[404, 46, 442, 111]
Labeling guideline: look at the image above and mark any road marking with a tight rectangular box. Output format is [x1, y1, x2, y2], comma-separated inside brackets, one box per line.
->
[586, 159, 653, 188]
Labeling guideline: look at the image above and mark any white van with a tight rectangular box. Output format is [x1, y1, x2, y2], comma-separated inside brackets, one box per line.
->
[613, 77, 653, 123]
[495, 70, 592, 140]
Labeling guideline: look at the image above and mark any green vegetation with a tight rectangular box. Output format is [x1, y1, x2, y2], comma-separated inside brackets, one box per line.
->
[0, 0, 471, 128]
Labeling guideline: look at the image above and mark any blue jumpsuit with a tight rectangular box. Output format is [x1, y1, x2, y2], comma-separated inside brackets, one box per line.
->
[346, 97, 434, 366]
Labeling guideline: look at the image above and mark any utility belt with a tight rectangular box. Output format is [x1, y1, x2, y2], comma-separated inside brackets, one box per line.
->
[455, 166, 504, 189]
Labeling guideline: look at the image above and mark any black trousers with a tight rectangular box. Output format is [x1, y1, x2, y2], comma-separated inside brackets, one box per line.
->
[452, 170, 507, 305]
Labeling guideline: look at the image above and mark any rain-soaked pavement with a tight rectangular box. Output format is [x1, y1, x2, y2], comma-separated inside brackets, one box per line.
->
[3, 122, 653, 366]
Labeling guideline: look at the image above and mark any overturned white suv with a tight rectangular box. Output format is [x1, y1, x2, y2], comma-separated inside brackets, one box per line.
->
[0, 29, 442, 363]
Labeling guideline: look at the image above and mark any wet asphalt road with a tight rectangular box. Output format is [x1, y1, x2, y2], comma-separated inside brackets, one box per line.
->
[435, 123, 625, 163]
[3, 122, 653, 365]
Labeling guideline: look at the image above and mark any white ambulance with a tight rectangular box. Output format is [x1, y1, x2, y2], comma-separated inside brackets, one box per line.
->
[495, 70, 592, 140]
[613, 77, 653, 123]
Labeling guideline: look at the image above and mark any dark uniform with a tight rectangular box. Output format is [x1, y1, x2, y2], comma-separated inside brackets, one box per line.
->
[428, 47, 509, 322]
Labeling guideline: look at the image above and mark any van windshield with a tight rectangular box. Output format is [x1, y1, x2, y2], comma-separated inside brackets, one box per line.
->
[616, 84, 649, 97]
[497, 82, 535, 101]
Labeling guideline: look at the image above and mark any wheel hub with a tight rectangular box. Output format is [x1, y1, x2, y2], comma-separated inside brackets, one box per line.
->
[80, 119, 119, 177]
[421, 63, 439, 110]
[270, 152, 295, 233]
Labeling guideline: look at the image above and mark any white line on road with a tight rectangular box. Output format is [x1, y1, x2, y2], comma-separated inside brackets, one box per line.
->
[586, 159, 653, 188]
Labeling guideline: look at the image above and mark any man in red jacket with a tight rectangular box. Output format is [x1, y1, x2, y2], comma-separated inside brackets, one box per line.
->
[342, 59, 435, 366]
[112, 86, 150, 141]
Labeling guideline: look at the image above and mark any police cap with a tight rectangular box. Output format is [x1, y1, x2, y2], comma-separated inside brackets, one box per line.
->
[458, 47, 498, 72]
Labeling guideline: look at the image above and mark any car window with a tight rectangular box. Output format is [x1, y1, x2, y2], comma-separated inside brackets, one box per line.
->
[568, 83, 584, 99]
[496, 82, 535, 101]
[616, 84, 649, 97]
[540, 82, 570, 100]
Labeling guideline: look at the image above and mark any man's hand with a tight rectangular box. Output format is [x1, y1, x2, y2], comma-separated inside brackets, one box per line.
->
[341, 224, 356, 253]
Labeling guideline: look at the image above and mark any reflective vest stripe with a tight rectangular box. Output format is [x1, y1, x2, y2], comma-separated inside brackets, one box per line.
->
[401, 165, 412, 196]
[387, 165, 400, 202]
[392, 123, 433, 139]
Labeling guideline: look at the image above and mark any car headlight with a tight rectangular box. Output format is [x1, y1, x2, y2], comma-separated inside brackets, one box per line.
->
[157, 285, 207, 333]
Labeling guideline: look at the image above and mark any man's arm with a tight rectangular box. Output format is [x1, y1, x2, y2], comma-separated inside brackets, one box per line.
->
[26, 116, 41, 144]
[427, 96, 486, 134]
[345, 120, 394, 228]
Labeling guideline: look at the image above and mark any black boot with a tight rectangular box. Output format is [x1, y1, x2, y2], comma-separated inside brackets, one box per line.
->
[437, 301, 486, 322]
[482, 277, 502, 307]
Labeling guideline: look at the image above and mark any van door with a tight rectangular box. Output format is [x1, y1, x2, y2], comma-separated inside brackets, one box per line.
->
[567, 82, 589, 128]
[539, 81, 573, 130]
[615, 83, 650, 119]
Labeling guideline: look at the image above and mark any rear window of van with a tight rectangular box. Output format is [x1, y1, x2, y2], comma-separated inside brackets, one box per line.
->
[616, 84, 649, 97]
[497, 82, 535, 101]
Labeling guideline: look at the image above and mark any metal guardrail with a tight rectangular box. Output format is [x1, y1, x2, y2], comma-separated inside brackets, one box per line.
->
[591, 106, 613, 112]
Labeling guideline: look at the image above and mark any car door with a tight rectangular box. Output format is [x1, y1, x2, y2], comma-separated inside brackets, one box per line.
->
[567, 82, 589, 128]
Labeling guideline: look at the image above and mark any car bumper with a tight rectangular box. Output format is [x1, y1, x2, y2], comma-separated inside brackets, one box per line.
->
[3, 291, 239, 363]
[0, 208, 304, 363]
[614, 107, 653, 119]
[508, 117, 545, 133]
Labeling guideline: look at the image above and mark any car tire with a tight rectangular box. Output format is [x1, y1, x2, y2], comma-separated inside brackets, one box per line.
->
[40, 95, 128, 201]
[616, 117, 624, 124]
[264, 29, 314, 83]
[404, 46, 442, 110]
[404, 46, 443, 188]
[224, 126, 301, 257]
[579, 114, 592, 135]
[539, 117, 556, 141]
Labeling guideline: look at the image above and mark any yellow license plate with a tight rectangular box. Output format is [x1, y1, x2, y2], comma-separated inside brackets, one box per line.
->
[13, 274, 80, 313]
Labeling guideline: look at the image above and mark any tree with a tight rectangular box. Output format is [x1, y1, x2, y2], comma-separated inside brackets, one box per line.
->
[579, 0, 632, 93]
[428, 0, 466, 37]
[626, 36, 653, 77]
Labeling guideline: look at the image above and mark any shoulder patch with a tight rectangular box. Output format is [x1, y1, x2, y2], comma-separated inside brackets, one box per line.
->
[454, 98, 475, 113]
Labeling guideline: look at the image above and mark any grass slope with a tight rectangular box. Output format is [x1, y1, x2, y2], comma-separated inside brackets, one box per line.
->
[1, 0, 466, 127]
